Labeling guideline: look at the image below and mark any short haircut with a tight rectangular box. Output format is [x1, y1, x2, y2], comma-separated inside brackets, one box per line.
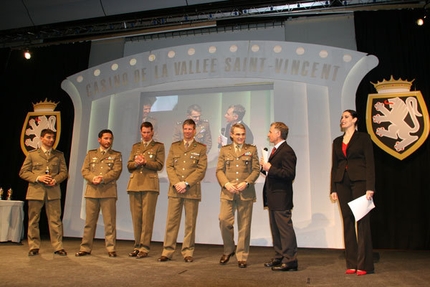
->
[229, 104, 246, 121]
[187, 104, 202, 115]
[183, 119, 196, 129]
[98, 129, 113, 138]
[230, 123, 246, 134]
[40, 129, 55, 138]
[271, 122, 289, 140]
[140, 121, 154, 131]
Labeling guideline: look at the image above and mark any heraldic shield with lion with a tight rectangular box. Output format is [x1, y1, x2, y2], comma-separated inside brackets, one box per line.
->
[366, 76, 429, 160]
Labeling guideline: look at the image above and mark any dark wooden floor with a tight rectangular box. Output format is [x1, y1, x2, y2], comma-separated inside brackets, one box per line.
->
[1, 237, 429, 286]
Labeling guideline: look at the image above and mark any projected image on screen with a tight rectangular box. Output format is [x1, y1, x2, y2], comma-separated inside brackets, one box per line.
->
[138, 86, 274, 183]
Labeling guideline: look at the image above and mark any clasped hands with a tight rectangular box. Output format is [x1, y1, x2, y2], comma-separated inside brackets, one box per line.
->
[134, 154, 147, 166]
[225, 182, 247, 194]
[175, 182, 188, 194]
[92, 175, 103, 185]
[39, 174, 56, 186]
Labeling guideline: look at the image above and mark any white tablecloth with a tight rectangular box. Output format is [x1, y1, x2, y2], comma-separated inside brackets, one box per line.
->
[0, 200, 24, 243]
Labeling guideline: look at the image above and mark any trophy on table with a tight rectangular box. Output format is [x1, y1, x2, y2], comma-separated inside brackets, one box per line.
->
[6, 188, 13, 200]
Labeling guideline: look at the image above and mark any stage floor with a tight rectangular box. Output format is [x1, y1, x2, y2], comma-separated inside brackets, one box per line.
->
[1, 237, 429, 286]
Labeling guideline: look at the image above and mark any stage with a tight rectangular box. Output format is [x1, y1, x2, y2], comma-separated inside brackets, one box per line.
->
[1, 238, 429, 286]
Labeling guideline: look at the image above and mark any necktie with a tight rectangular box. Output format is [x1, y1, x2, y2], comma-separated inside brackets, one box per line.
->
[270, 147, 276, 158]
[144, 142, 148, 147]
[101, 150, 105, 155]
[45, 151, 50, 157]
[236, 145, 241, 152]
[185, 142, 189, 150]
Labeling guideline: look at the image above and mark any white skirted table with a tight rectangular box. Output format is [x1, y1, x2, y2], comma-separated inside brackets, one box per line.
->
[0, 200, 24, 243]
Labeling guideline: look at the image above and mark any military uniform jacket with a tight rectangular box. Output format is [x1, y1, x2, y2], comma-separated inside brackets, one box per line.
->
[166, 140, 207, 200]
[172, 120, 212, 153]
[81, 148, 122, 198]
[126, 141, 165, 192]
[19, 149, 68, 200]
[216, 143, 260, 201]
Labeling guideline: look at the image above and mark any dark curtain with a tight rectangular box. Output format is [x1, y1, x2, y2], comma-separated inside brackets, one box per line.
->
[354, 10, 430, 249]
[0, 42, 91, 237]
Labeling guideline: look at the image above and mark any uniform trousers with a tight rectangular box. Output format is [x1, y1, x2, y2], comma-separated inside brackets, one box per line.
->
[269, 209, 297, 264]
[27, 196, 64, 251]
[336, 171, 374, 272]
[161, 197, 199, 258]
[219, 196, 254, 261]
[129, 191, 158, 253]
[79, 197, 116, 253]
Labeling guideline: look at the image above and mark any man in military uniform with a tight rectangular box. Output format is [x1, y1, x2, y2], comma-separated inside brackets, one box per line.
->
[158, 119, 207, 263]
[19, 129, 68, 256]
[76, 129, 122, 257]
[141, 97, 158, 141]
[216, 123, 260, 268]
[172, 104, 212, 153]
[126, 122, 165, 259]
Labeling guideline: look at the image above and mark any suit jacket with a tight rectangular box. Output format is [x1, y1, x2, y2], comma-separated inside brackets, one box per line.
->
[81, 148, 122, 198]
[331, 131, 375, 193]
[262, 141, 296, 210]
[126, 141, 165, 192]
[19, 149, 68, 200]
[172, 119, 212, 153]
[166, 140, 207, 200]
[216, 143, 260, 201]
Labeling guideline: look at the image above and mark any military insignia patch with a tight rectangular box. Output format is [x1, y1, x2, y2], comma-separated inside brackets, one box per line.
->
[20, 98, 61, 156]
[366, 76, 429, 160]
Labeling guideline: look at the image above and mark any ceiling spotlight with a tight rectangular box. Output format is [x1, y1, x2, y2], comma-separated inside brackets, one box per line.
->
[417, 14, 426, 26]
[24, 50, 31, 59]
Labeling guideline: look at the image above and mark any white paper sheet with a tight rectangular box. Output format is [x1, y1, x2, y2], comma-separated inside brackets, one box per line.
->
[347, 195, 375, 221]
[261, 148, 269, 163]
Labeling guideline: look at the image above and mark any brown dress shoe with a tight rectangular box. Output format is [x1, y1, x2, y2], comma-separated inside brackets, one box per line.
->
[219, 252, 235, 264]
[108, 251, 117, 257]
[54, 249, 67, 256]
[28, 249, 39, 256]
[129, 250, 139, 257]
[75, 251, 91, 257]
[136, 251, 148, 259]
[158, 256, 170, 262]
[184, 256, 193, 262]
[238, 261, 247, 268]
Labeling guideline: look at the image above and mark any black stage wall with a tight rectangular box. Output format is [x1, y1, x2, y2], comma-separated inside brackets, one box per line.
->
[0, 42, 91, 236]
[1, 9, 429, 250]
[355, 10, 430, 249]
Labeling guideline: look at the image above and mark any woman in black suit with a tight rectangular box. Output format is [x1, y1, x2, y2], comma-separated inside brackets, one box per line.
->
[331, 109, 375, 276]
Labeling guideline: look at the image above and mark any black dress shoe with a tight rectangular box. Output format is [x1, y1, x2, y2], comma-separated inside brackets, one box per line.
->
[238, 261, 247, 268]
[184, 256, 193, 262]
[108, 251, 117, 257]
[219, 252, 235, 264]
[54, 249, 67, 256]
[136, 251, 148, 259]
[75, 251, 91, 257]
[271, 263, 298, 271]
[264, 258, 282, 267]
[28, 249, 39, 256]
[129, 250, 139, 257]
[158, 256, 170, 262]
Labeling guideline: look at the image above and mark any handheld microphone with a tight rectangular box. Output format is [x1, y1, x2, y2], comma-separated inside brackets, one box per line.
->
[218, 128, 226, 148]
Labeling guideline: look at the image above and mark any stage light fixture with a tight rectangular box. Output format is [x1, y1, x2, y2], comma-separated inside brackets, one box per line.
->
[416, 13, 426, 26]
[24, 50, 31, 59]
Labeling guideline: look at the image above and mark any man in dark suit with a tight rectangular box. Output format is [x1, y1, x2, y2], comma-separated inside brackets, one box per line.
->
[260, 122, 298, 271]
[219, 104, 254, 146]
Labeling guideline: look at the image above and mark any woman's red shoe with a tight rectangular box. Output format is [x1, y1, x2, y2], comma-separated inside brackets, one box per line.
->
[345, 269, 356, 274]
